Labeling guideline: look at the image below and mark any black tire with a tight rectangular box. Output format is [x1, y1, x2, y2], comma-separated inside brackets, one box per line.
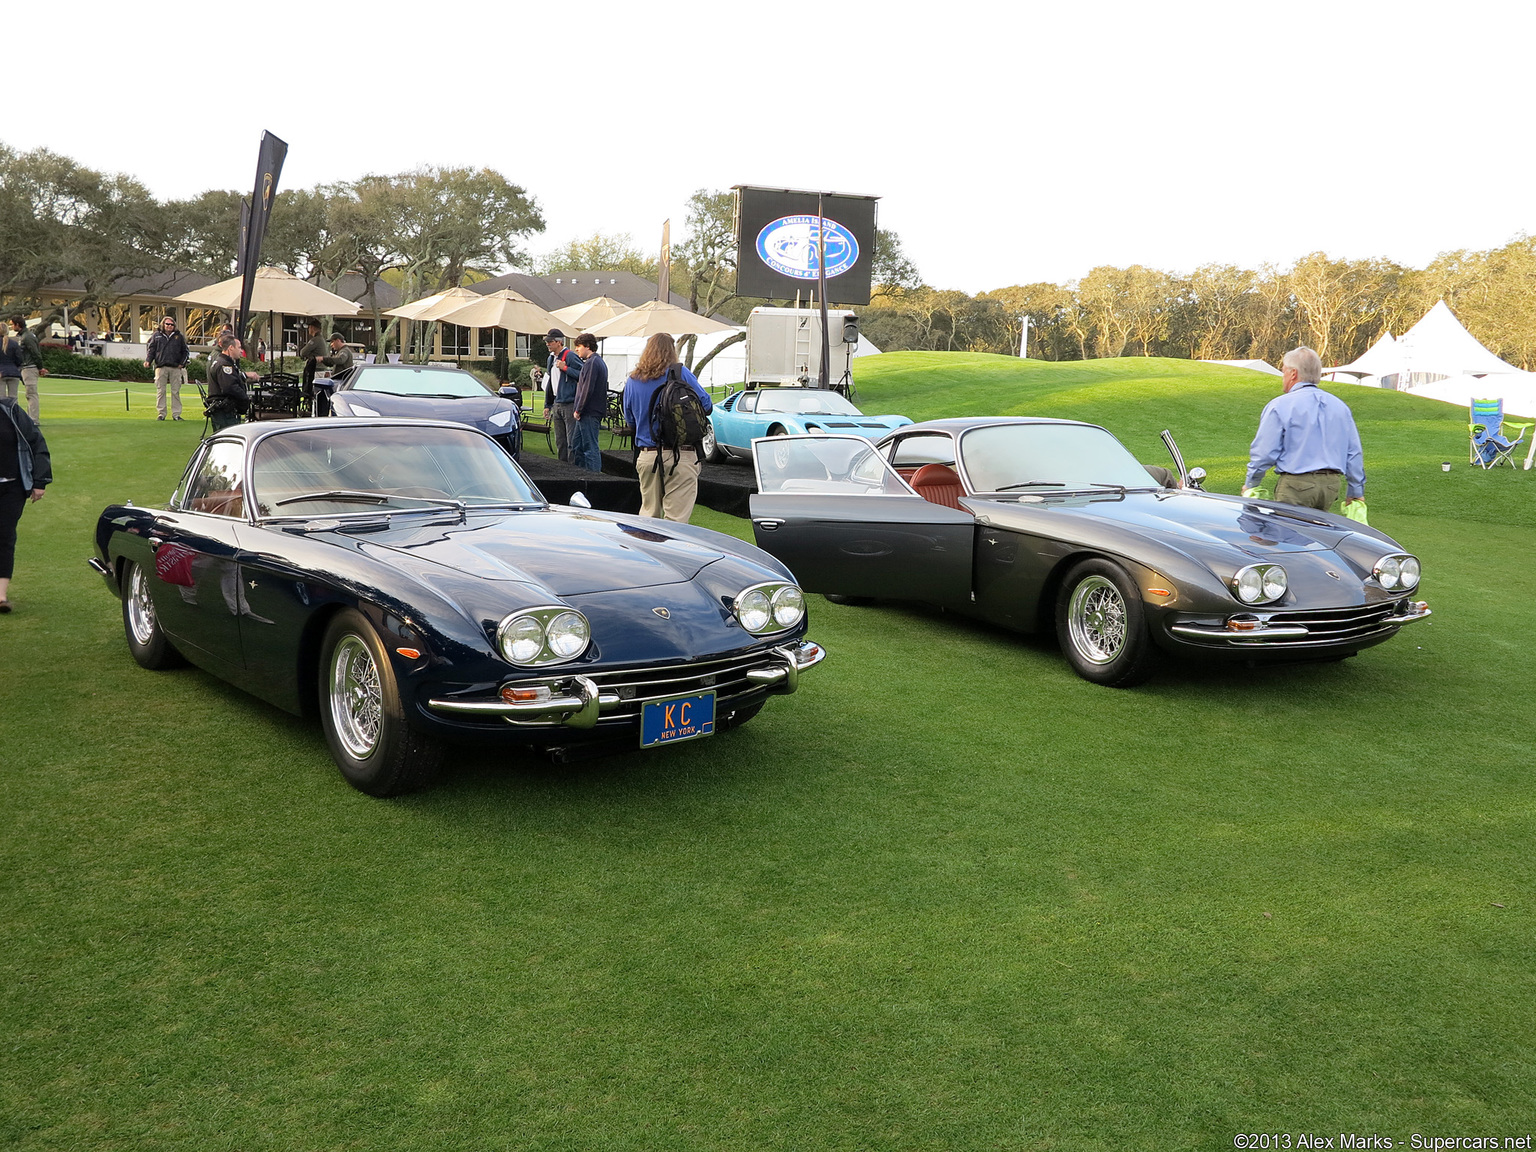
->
[122, 560, 185, 670]
[718, 700, 764, 731]
[1055, 558, 1157, 687]
[823, 593, 874, 606]
[701, 418, 722, 463]
[767, 424, 788, 437]
[319, 608, 443, 796]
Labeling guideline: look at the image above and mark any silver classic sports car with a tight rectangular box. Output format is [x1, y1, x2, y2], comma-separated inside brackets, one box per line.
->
[746, 420, 1429, 687]
[90, 419, 824, 795]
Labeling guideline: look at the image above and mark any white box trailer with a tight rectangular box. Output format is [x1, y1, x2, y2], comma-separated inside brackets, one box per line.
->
[745, 307, 858, 393]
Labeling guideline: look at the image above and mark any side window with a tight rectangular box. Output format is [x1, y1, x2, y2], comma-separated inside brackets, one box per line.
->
[738, 393, 758, 413]
[184, 440, 247, 518]
[890, 434, 956, 468]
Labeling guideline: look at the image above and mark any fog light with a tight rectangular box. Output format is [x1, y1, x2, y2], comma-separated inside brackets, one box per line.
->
[501, 685, 552, 704]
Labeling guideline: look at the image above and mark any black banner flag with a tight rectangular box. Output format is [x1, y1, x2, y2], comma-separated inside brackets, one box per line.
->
[235, 130, 288, 342]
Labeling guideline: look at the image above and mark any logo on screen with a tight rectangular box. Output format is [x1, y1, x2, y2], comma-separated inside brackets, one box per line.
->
[755, 215, 860, 280]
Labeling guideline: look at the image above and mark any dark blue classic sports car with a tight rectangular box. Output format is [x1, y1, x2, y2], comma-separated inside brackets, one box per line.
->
[90, 419, 824, 795]
[326, 363, 521, 458]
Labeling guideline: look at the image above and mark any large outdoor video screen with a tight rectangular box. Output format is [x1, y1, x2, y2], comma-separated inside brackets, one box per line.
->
[734, 186, 879, 306]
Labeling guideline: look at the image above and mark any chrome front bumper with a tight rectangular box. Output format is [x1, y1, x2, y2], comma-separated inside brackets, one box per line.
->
[426, 640, 826, 729]
[1167, 600, 1431, 647]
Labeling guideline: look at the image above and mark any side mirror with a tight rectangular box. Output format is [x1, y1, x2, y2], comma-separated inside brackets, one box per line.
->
[1187, 466, 1207, 491]
[568, 491, 593, 509]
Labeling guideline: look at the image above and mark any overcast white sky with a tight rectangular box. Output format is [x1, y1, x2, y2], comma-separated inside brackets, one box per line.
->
[11, 0, 1534, 292]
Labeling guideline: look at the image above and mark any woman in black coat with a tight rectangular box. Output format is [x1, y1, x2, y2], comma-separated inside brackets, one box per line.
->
[0, 396, 52, 612]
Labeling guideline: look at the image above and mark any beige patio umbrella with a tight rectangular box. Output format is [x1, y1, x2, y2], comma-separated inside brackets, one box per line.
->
[173, 266, 361, 315]
[435, 289, 577, 336]
[383, 285, 482, 322]
[550, 295, 633, 330]
[586, 299, 736, 339]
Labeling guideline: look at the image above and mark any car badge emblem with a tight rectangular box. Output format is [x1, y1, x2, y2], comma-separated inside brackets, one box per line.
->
[1326, 570, 1341, 579]
[653, 607, 671, 619]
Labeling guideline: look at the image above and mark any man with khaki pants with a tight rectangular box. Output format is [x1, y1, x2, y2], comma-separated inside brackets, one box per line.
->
[144, 315, 191, 421]
[1244, 346, 1365, 513]
[8, 316, 47, 423]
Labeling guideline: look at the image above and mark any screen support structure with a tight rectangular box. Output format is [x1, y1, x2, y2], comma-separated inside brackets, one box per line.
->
[817, 193, 830, 389]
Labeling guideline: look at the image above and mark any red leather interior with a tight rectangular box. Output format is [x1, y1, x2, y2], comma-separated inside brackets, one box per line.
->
[910, 464, 965, 510]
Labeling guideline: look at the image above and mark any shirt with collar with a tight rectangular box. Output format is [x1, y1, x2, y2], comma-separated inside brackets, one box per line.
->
[1246, 381, 1365, 499]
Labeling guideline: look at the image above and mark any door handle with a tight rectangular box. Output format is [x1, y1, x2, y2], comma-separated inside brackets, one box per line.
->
[754, 519, 784, 531]
[148, 536, 164, 552]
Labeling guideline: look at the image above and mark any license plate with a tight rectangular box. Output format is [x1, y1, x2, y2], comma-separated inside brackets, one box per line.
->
[640, 692, 716, 748]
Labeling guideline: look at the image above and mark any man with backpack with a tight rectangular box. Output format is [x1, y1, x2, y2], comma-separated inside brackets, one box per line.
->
[621, 333, 713, 522]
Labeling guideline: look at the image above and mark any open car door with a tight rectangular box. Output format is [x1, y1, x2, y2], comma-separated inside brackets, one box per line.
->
[749, 435, 973, 604]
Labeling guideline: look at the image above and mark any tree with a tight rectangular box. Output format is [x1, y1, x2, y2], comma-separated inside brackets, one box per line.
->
[870, 228, 921, 301]
[537, 232, 656, 278]
[392, 166, 544, 298]
[676, 189, 737, 318]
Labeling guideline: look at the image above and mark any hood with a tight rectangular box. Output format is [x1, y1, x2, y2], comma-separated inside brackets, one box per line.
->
[332, 390, 513, 428]
[354, 507, 727, 595]
[1054, 490, 1348, 557]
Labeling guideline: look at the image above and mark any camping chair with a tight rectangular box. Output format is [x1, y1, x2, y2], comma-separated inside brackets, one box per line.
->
[1468, 398, 1532, 470]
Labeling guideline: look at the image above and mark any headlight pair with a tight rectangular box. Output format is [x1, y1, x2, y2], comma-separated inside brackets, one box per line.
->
[734, 582, 805, 635]
[1231, 563, 1287, 605]
[1374, 553, 1421, 591]
[496, 606, 590, 665]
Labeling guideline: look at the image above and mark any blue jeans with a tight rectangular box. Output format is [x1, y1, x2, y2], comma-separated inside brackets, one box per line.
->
[572, 412, 604, 471]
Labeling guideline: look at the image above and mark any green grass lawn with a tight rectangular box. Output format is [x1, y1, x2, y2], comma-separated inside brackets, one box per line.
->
[2, 358, 1532, 1150]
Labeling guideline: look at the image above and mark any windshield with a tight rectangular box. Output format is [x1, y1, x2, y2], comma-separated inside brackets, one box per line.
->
[755, 435, 909, 496]
[347, 367, 490, 398]
[754, 390, 861, 416]
[960, 424, 1157, 493]
[251, 426, 540, 517]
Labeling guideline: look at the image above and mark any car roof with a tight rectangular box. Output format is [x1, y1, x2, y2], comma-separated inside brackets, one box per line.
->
[889, 417, 1096, 434]
[204, 417, 491, 445]
[349, 363, 473, 372]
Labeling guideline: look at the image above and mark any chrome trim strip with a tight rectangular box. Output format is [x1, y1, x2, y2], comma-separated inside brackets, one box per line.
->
[1169, 622, 1312, 640]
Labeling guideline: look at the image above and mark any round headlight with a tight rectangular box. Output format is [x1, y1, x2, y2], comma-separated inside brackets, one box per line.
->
[1261, 566, 1287, 601]
[499, 615, 544, 663]
[1399, 556, 1420, 588]
[737, 589, 771, 633]
[1377, 556, 1402, 589]
[546, 611, 590, 658]
[1235, 567, 1265, 604]
[771, 585, 805, 627]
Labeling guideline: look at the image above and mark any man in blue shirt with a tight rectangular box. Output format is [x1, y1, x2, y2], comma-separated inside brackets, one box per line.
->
[1244, 346, 1365, 513]
[542, 330, 582, 463]
[570, 333, 609, 472]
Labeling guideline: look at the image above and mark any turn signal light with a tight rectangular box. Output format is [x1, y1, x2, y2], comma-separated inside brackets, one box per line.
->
[501, 685, 552, 704]
[1226, 617, 1261, 632]
[396, 647, 421, 659]
[1147, 588, 1171, 597]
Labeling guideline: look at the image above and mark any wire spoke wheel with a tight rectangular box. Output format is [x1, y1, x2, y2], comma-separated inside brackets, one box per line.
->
[1068, 575, 1127, 664]
[329, 634, 383, 760]
[127, 564, 158, 646]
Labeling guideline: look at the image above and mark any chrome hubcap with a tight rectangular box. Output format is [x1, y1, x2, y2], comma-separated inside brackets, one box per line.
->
[127, 565, 157, 646]
[702, 422, 716, 456]
[1068, 575, 1126, 665]
[330, 634, 382, 759]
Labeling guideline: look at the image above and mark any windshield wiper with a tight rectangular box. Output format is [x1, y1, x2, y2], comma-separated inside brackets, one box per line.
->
[1088, 481, 1127, 493]
[275, 489, 390, 506]
[996, 481, 1066, 491]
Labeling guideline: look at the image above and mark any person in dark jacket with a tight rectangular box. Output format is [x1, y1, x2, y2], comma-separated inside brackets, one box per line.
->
[143, 314, 191, 421]
[0, 397, 52, 612]
[297, 319, 326, 412]
[8, 316, 47, 423]
[0, 329, 22, 409]
[570, 333, 609, 472]
[542, 329, 582, 463]
[207, 333, 257, 432]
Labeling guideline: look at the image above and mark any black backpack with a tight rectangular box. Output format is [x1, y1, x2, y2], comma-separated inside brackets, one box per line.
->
[647, 365, 708, 473]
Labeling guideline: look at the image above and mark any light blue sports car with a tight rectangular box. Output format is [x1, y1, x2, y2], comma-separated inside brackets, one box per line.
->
[702, 387, 912, 463]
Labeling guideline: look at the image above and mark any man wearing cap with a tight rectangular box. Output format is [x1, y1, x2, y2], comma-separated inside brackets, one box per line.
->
[543, 329, 581, 463]
[316, 334, 353, 416]
[144, 314, 191, 421]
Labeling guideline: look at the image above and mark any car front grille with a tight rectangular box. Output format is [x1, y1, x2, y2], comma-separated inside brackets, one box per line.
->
[1262, 600, 1405, 643]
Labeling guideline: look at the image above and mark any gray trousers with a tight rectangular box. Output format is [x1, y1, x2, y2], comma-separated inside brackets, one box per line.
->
[551, 402, 578, 463]
[155, 366, 187, 419]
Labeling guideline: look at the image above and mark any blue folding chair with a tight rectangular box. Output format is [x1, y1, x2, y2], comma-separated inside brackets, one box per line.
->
[1469, 398, 1532, 470]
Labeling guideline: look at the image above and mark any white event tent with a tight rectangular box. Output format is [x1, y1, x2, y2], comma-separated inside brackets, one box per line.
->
[1324, 301, 1536, 418]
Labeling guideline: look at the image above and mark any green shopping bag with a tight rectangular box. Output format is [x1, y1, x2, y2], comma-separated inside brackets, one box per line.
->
[1342, 500, 1369, 526]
